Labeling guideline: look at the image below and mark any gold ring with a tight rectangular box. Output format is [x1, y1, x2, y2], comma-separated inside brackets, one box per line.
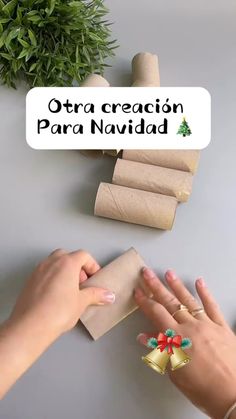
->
[172, 304, 189, 318]
[191, 308, 205, 317]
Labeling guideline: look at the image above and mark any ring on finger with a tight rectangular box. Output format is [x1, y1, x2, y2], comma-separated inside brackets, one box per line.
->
[191, 308, 205, 317]
[172, 304, 189, 318]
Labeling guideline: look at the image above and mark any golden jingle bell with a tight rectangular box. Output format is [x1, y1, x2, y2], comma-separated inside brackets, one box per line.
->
[142, 348, 170, 375]
[142, 347, 191, 375]
[170, 347, 191, 371]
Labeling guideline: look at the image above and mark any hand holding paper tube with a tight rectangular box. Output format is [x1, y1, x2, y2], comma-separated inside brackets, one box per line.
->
[80, 248, 147, 340]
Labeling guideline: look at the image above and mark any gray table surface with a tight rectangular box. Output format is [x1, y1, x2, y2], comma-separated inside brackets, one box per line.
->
[0, 1, 236, 418]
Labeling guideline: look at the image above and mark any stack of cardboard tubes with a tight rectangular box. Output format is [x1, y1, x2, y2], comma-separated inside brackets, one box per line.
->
[81, 53, 200, 230]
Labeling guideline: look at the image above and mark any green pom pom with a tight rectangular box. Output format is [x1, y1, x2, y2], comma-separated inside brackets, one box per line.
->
[165, 329, 176, 337]
[181, 338, 192, 349]
[147, 338, 158, 349]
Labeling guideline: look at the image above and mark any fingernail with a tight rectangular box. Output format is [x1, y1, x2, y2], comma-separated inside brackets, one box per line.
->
[197, 277, 206, 287]
[135, 287, 144, 298]
[166, 270, 177, 281]
[137, 333, 149, 346]
[102, 291, 116, 304]
[142, 267, 156, 280]
[80, 270, 88, 283]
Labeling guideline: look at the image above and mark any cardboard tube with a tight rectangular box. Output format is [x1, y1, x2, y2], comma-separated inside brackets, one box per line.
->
[80, 149, 121, 158]
[80, 150, 104, 158]
[80, 248, 146, 340]
[132, 52, 160, 87]
[122, 150, 200, 174]
[112, 159, 193, 202]
[80, 73, 110, 87]
[80, 73, 113, 157]
[103, 149, 121, 156]
[94, 182, 177, 230]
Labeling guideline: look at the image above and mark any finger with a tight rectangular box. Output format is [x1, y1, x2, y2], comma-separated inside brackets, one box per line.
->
[79, 269, 88, 283]
[165, 270, 207, 321]
[196, 277, 227, 327]
[142, 268, 190, 323]
[135, 287, 177, 331]
[137, 333, 159, 347]
[69, 250, 101, 276]
[49, 248, 67, 258]
[78, 287, 115, 314]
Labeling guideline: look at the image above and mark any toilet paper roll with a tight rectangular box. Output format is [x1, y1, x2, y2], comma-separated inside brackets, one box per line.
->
[103, 150, 121, 156]
[112, 159, 193, 202]
[80, 150, 104, 158]
[132, 52, 160, 87]
[80, 73, 116, 157]
[80, 73, 110, 87]
[94, 183, 177, 230]
[80, 248, 146, 340]
[80, 149, 121, 158]
[122, 150, 200, 174]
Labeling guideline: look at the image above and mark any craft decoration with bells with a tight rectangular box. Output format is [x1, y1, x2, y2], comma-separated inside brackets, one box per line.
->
[142, 329, 192, 375]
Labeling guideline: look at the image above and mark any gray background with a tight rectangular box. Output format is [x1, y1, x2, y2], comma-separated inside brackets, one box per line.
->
[0, 0, 236, 418]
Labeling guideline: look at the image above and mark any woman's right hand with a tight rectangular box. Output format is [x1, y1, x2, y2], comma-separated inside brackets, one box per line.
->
[0, 249, 115, 399]
[135, 268, 236, 419]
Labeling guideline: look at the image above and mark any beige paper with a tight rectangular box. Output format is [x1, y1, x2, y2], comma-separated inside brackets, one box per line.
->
[80, 248, 146, 340]
[122, 150, 200, 174]
[132, 52, 160, 87]
[94, 182, 177, 230]
[80, 73, 110, 87]
[80, 149, 121, 158]
[112, 158, 193, 202]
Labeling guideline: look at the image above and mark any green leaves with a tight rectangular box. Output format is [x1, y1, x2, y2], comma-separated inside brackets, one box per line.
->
[18, 39, 30, 48]
[1, 0, 17, 16]
[0, 51, 11, 59]
[17, 49, 28, 59]
[47, 0, 56, 16]
[28, 29, 37, 46]
[5, 26, 20, 48]
[0, 0, 117, 88]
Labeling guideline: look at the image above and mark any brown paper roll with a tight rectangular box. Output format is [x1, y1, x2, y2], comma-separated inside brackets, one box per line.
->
[132, 52, 160, 87]
[122, 150, 200, 174]
[80, 248, 146, 340]
[80, 150, 104, 158]
[103, 149, 121, 156]
[80, 73, 110, 87]
[94, 182, 177, 230]
[112, 159, 193, 202]
[80, 73, 116, 157]
[80, 149, 121, 158]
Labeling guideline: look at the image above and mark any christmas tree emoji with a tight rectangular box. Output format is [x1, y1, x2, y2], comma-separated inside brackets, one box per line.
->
[177, 117, 192, 137]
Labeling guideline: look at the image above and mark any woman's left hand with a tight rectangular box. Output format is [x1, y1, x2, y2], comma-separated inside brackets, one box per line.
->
[135, 269, 236, 419]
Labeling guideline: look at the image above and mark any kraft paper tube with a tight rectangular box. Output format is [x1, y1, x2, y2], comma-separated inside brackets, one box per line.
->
[95, 183, 177, 230]
[112, 159, 193, 202]
[80, 248, 146, 340]
[81, 149, 121, 158]
[132, 52, 160, 87]
[80, 73, 110, 87]
[122, 150, 200, 174]
[104, 149, 121, 156]
[80, 74, 119, 156]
